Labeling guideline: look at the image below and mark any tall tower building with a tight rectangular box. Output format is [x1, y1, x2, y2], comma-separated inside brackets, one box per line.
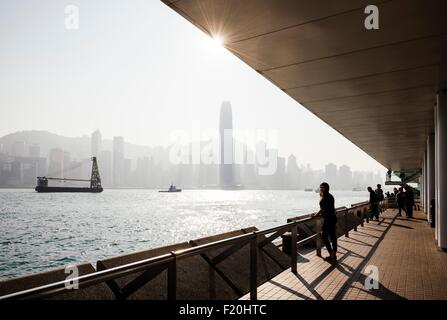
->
[62, 151, 71, 177]
[29, 145, 41, 158]
[325, 163, 338, 188]
[339, 164, 353, 190]
[219, 101, 235, 188]
[91, 130, 102, 157]
[286, 154, 300, 189]
[48, 148, 64, 178]
[100, 150, 112, 187]
[113, 136, 124, 187]
[12, 141, 26, 157]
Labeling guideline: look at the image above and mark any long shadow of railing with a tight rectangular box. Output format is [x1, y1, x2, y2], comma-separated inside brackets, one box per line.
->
[332, 212, 406, 300]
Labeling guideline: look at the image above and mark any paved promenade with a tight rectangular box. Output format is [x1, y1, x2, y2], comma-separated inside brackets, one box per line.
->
[241, 209, 447, 300]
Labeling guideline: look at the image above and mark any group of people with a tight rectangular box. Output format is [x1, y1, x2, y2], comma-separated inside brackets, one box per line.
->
[367, 184, 385, 221]
[312, 181, 416, 264]
[392, 185, 415, 218]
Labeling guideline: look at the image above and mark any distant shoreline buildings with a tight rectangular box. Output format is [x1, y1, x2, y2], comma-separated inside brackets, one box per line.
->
[0, 137, 383, 190]
[0, 102, 384, 189]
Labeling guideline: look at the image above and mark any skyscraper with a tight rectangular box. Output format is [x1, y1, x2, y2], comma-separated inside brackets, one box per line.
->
[62, 151, 71, 178]
[29, 145, 41, 158]
[219, 101, 235, 188]
[339, 164, 353, 190]
[91, 130, 102, 157]
[325, 163, 338, 188]
[100, 150, 112, 187]
[48, 148, 64, 178]
[286, 154, 300, 189]
[113, 136, 124, 187]
[11, 141, 25, 157]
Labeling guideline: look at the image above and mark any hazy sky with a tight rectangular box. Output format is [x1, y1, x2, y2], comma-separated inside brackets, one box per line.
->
[0, 0, 386, 173]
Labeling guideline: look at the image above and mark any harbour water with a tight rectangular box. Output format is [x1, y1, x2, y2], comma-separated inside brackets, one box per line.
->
[0, 189, 368, 280]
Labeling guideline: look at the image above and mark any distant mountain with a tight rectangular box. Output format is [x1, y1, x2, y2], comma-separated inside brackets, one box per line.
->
[0, 130, 166, 161]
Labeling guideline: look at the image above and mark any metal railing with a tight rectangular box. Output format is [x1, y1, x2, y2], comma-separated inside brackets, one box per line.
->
[0, 199, 380, 301]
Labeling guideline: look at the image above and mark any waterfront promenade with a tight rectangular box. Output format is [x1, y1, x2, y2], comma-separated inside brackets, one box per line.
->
[241, 209, 447, 300]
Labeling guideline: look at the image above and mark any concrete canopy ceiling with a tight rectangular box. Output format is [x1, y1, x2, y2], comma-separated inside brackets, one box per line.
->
[162, 0, 447, 172]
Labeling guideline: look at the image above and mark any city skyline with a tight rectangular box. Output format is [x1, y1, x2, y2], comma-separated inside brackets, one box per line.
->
[0, 128, 385, 190]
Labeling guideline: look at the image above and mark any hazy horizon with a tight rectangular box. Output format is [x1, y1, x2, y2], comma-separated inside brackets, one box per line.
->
[0, 0, 387, 173]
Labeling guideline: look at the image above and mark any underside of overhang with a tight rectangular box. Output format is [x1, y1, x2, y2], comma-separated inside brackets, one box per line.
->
[162, 0, 447, 172]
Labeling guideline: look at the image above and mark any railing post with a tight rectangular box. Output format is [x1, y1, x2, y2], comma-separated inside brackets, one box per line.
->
[360, 210, 364, 227]
[250, 234, 258, 300]
[353, 210, 357, 232]
[291, 224, 298, 274]
[365, 207, 370, 223]
[315, 218, 322, 257]
[344, 211, 349, 238]
[167, 253, 177, 300]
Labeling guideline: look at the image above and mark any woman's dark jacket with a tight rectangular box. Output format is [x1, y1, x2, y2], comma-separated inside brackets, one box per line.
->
[319, 193, 337, 222]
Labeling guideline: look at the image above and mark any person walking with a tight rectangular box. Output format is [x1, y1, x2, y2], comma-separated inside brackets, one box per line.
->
[312, 182, 337, 262]
[368, 186, 379, 220]
[396, 187, 407, 217]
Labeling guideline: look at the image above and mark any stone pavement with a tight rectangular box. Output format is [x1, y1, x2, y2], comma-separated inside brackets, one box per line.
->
[240, 209, 447, 300]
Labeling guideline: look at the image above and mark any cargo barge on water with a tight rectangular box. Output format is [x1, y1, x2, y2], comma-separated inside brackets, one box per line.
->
[35, 157, 103, 193]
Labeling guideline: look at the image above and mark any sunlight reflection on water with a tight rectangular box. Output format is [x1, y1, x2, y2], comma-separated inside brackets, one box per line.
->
[0, 189, 367, 279]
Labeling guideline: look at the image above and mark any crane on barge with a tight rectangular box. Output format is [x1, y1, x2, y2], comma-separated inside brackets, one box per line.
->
[35, 157, 103, 193]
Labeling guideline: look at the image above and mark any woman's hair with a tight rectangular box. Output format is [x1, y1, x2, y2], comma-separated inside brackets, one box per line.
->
[320, 182, 330, 198]
[320, 182, 330, 192]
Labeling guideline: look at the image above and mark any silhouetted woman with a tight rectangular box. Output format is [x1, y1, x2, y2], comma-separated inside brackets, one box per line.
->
[313, 182, 337, 262]
[396, 187, 406, 217]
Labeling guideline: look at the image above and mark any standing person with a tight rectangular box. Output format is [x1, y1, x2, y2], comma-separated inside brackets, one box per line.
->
[312, 182, 337, 262]
[375, 184, 384, 215]
[392, 187, 398, 201]
[404, 185, 414, 218]
[396, 187, 407, 217]
[368, 187, 379, 220]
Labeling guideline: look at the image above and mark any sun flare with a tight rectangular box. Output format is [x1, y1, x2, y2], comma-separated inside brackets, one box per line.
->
[203, 33, 226, 54]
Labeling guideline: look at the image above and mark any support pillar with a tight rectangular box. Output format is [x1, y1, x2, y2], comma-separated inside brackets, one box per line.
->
[427, 133, 435, 226]
[420, 151, 427, 214]
[435, 91, 447, 249]
[419, 152, 427, 213]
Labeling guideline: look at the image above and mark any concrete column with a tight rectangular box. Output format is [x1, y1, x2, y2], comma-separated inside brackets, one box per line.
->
[424, 150, 430, 215]
[419, 151, 427, 213]
[435, 91, 447, 249]
[427, 133, 435, 224]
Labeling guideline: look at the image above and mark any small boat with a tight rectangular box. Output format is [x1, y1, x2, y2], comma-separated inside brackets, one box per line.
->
[352, 187, 362, 191]
[304, 188, 313, 192]
[159, 184, 182, 193]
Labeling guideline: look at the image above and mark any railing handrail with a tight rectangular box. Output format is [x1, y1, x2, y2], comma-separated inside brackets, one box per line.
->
[351, 201, 369, 207]
[0, 201, 373, 301]
[0, 213, 318, 300]
[0, 252, 175, 300]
